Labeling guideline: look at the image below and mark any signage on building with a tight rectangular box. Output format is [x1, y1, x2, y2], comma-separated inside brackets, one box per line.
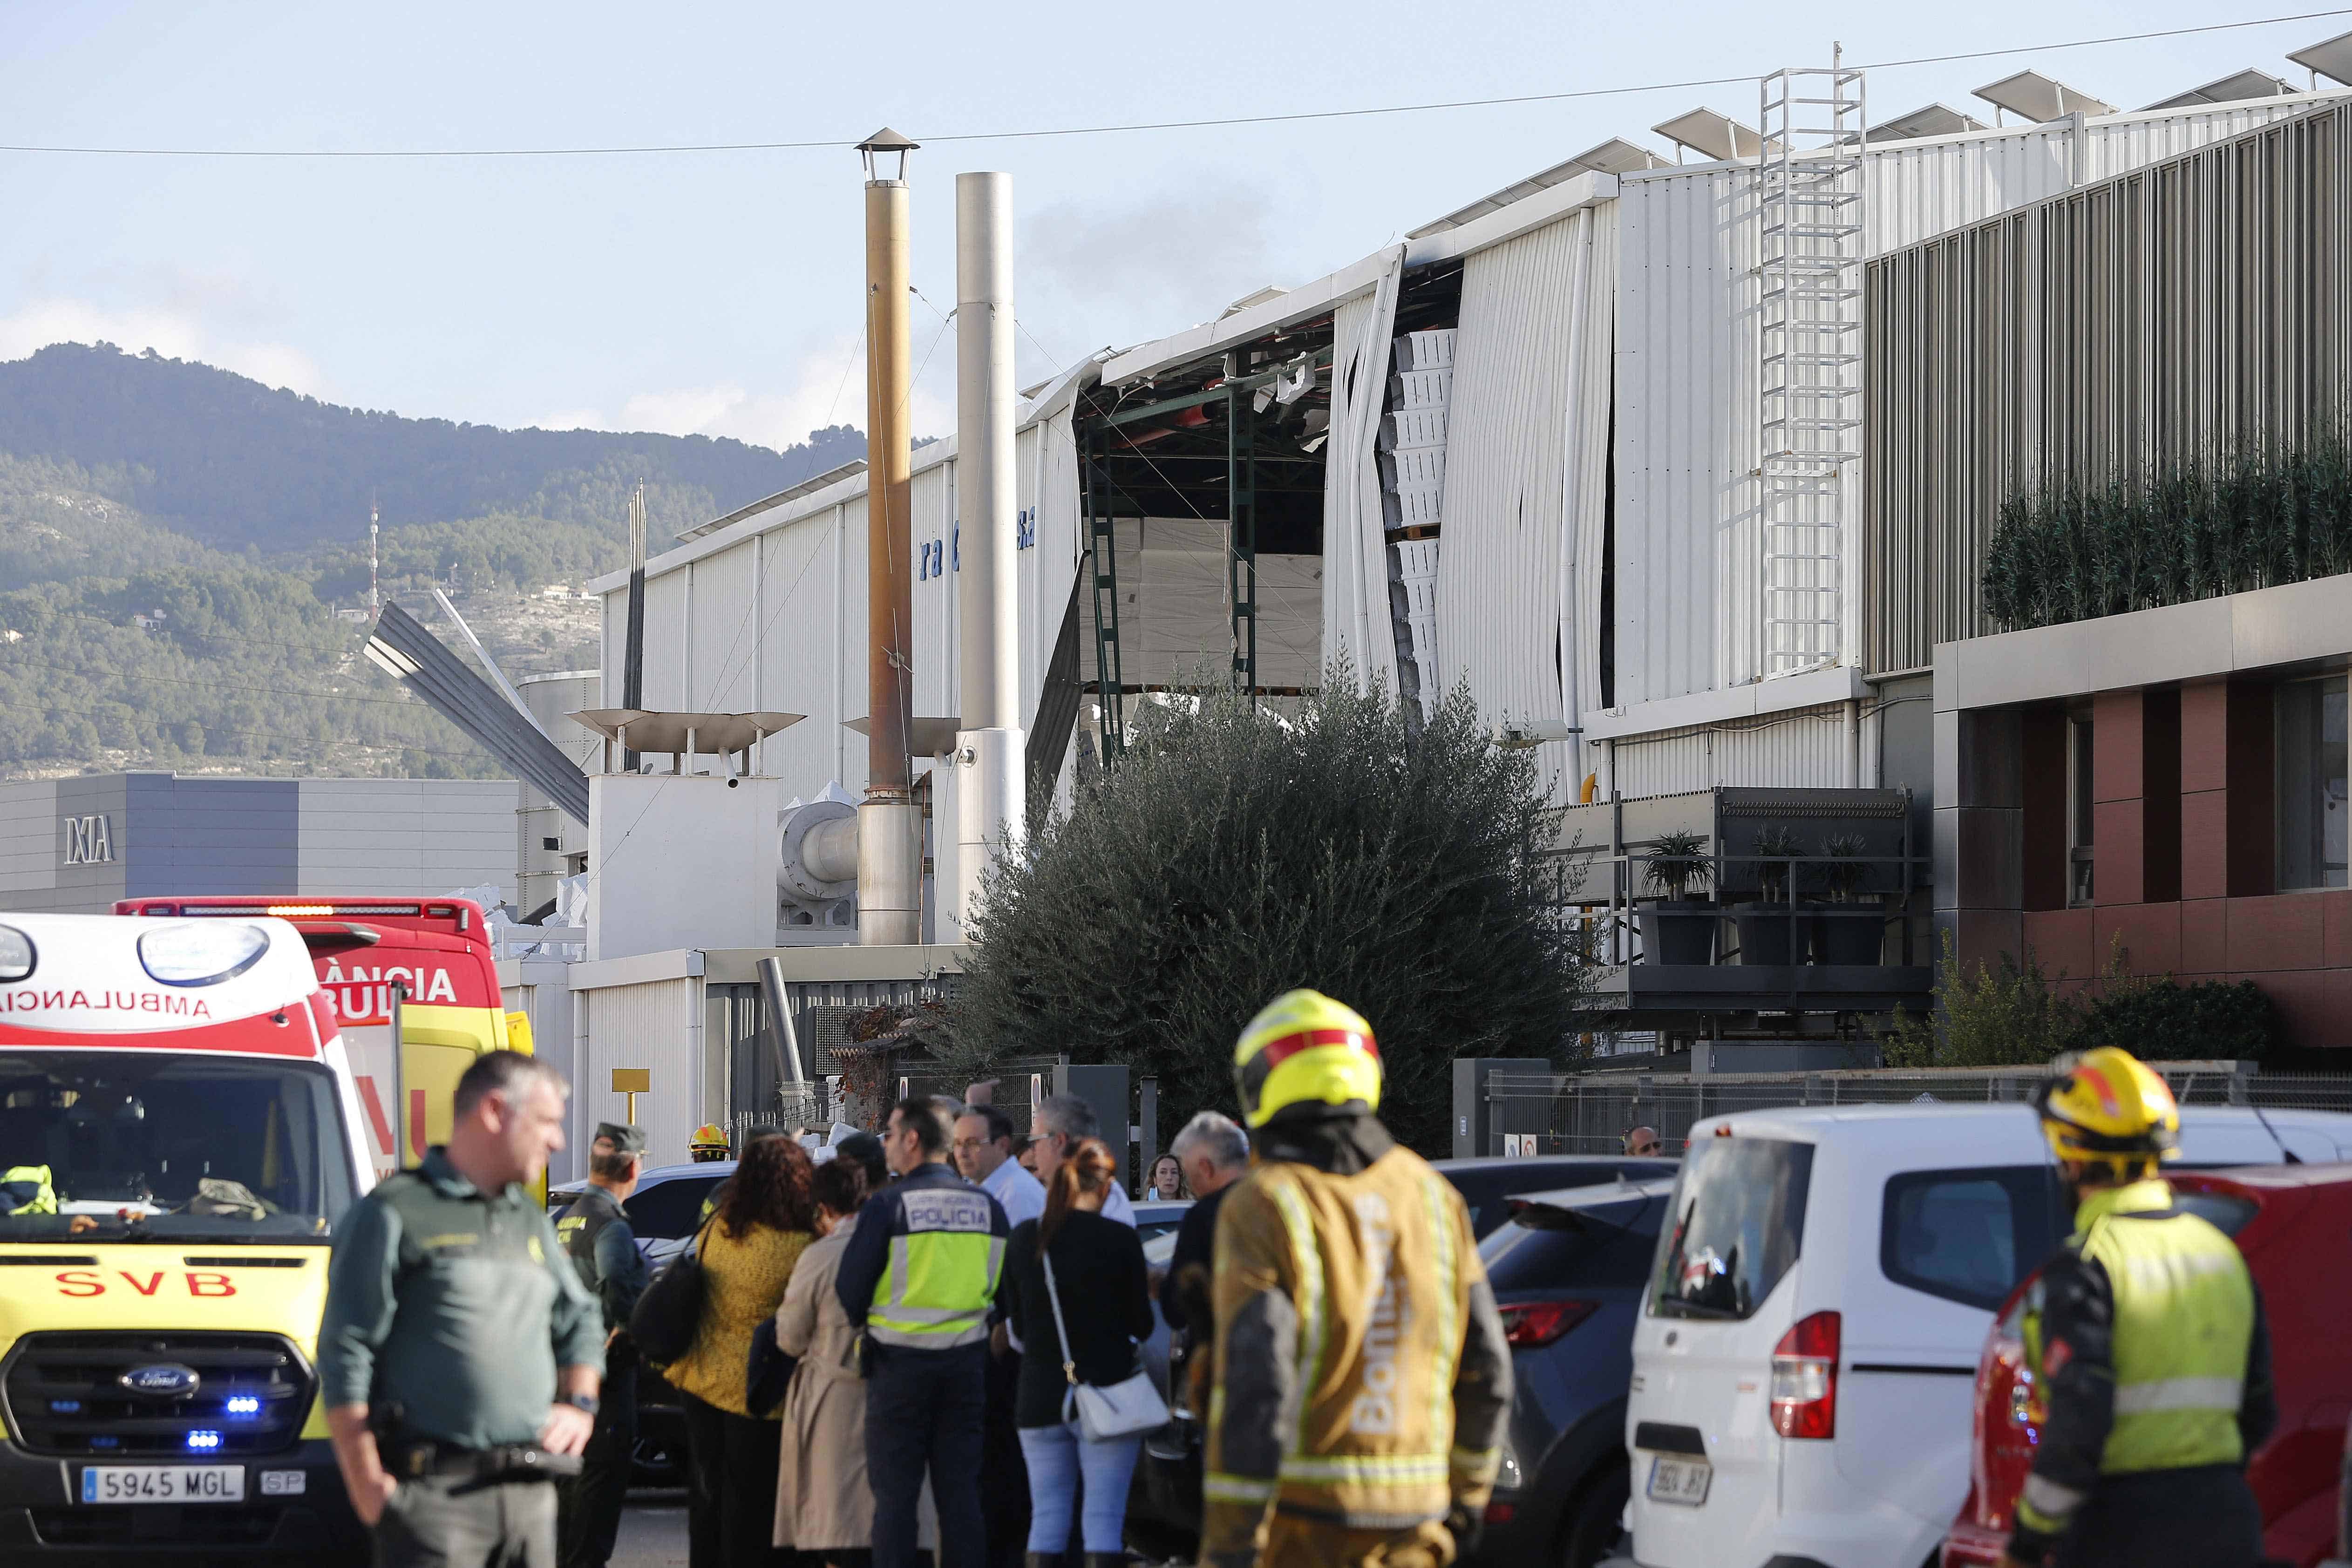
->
[62, 814, 114, 867]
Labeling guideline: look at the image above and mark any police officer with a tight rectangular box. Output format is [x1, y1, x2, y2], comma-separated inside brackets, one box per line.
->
[1204, 991, 1513, 1568]
[835, 1096, 1010, 1568]
[320, 1051, 605, 1568]
[556, 1122, 650, 1568]
[1999, 1046, 2277, 1568]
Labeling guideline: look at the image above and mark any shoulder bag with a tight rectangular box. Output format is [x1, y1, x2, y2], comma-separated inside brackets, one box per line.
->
[1040, 1245, 1169, 1441]
[629, 1214, 717, 1365]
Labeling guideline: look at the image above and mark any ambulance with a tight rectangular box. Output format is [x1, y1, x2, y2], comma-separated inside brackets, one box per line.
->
[0, 910, 373, 1556]
[112, 896, 522, 1181]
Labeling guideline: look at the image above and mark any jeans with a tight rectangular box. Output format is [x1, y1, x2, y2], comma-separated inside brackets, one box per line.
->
[1017, 1420, 1143, 1555]
[865, 1343, 988, 1568]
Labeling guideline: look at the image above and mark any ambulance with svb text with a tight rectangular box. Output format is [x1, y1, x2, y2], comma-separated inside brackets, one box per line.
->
[0, 910, 374, 1557]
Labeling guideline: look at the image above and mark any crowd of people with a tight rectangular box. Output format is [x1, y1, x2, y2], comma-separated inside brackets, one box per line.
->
[317, 991, 1520, 1568]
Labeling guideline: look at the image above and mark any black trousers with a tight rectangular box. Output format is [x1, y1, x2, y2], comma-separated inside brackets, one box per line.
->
[979, 1345, 1030, 1568]
[374, 1472, 558, 1568]
[865, 1343, 987, 1568]
[2053, 1465, 2263, 1568]
[558, 1352, 638, 1568]
[680, 1389, 784, 1568]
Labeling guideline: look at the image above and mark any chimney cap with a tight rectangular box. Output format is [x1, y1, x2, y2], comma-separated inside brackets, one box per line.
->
[857, 127, 921, 153]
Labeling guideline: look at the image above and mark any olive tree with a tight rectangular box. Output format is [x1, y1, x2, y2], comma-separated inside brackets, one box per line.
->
[949, 672, 1597, 1155]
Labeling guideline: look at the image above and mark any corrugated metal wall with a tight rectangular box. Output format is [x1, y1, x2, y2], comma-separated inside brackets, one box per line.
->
[1866, 97, 2352, 671]
[1319, 253, 1403, 695]
[295, 778, 520, 903]
[604, 387, 1088, 807]
[1614, 90, 2349, 711]
[1435, 203, 1616, 795]
[577, 975, 703, 1168]
[1610, 702, 1851, 796]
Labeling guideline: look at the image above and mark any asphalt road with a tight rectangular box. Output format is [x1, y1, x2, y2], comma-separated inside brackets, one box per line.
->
[610, 1492, 689, 1568]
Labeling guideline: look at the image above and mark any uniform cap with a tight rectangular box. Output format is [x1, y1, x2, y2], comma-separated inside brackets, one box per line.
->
[593, 1122, 645, 1154]
[1232, 989, 1381, 1128]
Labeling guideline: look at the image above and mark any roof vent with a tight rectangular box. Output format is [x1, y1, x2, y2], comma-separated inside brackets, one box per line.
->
[1404, 138, 1665, 238]
[1972, 70, 2116, 123]
[2289, 28, 2352, 87]
[2141, 68, 2299, 111]
[1866, 103, 1991, 143]
[1651, 107, 1763, 163]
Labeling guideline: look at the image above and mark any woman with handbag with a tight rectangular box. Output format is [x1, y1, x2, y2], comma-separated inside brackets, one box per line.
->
[998, 1136, 1160, 1568]
[660, 1134, 817, 1568]
[771, 1157, 874, 1568]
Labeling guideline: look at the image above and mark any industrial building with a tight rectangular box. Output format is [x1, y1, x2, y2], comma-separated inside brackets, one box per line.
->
[549, 36, 2352, 1083]
[0, 772, 525, 914]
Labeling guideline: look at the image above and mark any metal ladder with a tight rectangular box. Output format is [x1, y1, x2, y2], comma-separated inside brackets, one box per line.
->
[1757, 61, 1866, 677]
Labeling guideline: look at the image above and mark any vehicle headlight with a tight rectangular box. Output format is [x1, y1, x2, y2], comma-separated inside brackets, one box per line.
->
[0, 924, 32, 983]
[138, 922, 270, 986]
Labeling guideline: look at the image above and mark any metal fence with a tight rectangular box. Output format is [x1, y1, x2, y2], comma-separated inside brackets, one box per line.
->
[1486, 1063, 2352, 1156]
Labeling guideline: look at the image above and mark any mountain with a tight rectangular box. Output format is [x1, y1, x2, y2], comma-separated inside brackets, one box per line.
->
[0, 342, 865, 552]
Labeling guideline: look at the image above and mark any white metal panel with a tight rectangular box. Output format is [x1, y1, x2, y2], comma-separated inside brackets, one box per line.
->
[1610, 704, 1851, 796]
[1437, 203, 1613, 797]
[294, 779, 521, 903]
[639, 568, 688, 713]
[1610, 88, 2351, 718]
[1320, 248, 1404, 696]
[579, 975, 703, 1169]
[753, 501, 861, 800]
[689, 537, 758, 713]
[910, 456, 959, 735]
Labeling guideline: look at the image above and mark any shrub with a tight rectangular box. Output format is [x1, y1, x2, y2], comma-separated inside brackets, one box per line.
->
[948, 671, 1597, 1156]
[2074, 978, 2282, 1063]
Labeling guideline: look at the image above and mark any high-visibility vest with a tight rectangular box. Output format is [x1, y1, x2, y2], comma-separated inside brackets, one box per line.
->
[2026, 1179, 2256, 1475]
[0, 1164, 57, 1215]
[865, 1178, 1006, 1350]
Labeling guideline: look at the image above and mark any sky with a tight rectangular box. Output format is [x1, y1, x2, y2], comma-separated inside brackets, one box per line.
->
[0, 1, 2343, 454]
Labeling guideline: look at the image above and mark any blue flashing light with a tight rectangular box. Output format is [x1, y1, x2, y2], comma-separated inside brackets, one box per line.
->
[49, 1399, 82, 1414]
[224, 1396, 261, 1416]
[186, 1430, 223, 1451]
[88, 1435, 120, 1449]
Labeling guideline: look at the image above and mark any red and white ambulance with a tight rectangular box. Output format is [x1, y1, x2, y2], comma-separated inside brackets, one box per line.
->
[0, 910, 373, 1556]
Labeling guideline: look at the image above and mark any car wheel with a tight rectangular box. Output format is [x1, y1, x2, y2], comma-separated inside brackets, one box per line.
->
[1559, 1461, 1630, 1568]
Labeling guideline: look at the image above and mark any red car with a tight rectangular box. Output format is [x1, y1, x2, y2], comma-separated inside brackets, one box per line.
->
[1943, 1164, 2352, 1568]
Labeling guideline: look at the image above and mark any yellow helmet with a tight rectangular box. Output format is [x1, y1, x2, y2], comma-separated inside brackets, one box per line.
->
[1233, 989, 1382, 1129]
[2034, 1046, 2180, 1178]
[688, 1123, 730, 1161]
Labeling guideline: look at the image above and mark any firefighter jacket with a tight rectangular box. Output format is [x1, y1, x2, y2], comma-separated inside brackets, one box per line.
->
[1203, 1115, 1511, 1568]
[2006, 1178, 2277, 1568]
[834, 1160, 1009, 1351]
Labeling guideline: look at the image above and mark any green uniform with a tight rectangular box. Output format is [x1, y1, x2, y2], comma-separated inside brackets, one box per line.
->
[2006, 1178, 2277, 1568]
[319, 1146, 605, 1448]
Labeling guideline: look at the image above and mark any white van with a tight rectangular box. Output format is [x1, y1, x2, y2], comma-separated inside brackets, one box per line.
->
[1616, 1102, 2352, 1568]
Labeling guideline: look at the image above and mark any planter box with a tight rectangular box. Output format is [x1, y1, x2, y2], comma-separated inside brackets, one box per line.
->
[1639, 900, 1718, 965]
[1811, 900, 1887, 966]
[1732, 902, 1801, 966]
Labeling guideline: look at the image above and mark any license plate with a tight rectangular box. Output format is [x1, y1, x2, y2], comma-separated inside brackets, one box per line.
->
[80, 1466, 246, 1504]
[1645, 1453, 1712, 1507]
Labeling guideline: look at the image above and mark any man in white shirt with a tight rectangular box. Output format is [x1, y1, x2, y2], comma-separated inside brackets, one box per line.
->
[1033, 1092, 1135, 1227]
[952, 1105, 1046, 1229]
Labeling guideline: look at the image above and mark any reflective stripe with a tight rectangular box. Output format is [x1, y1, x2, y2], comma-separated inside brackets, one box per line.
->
[2019, 1473, 2086, 1523]
[1268, 1179, 1326, 1462]
[1419, 1171, 1460, 1442]
[867, 1321, 991, 1349]
[2112, 1377, 2244, 1415]
[1203, 1472, 1278, 1505]
[1279, 1452, 1450, 1485]
[874, 1303, 990, 1325]
[1450, 1445, 1500, 1483]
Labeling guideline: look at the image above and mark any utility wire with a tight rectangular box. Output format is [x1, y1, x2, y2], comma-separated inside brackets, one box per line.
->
[4, 8, 2346, 159]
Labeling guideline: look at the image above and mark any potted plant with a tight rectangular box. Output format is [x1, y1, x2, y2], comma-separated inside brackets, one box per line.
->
[1637, 828, 1717, 965]
[1733, 825, 1802, 966]
[1812, 832, 1886, 965]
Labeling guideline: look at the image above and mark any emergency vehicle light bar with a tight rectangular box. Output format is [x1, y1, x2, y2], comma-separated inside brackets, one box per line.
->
[170, 903, 426, 918]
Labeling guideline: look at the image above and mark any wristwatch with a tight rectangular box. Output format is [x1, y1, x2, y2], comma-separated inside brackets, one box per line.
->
[564, 1392, 599, 1416]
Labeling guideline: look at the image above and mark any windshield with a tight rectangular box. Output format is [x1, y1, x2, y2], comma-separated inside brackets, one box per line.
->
[0, 1051, 356, 1242]
[1649, 1135, 1814, 1320]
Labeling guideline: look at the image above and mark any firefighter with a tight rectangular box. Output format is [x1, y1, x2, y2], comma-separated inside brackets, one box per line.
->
[687, 1122, 730, 1163]
[1203, 990, 1512, 1568]
[1999, 1046, 2278, 1568]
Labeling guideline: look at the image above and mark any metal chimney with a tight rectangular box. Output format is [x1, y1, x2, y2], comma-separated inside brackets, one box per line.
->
[952, 171, 1025, 937]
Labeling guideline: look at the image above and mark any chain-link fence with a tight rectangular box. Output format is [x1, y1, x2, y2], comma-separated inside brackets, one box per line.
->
[1487, 1063, 2352, 1156]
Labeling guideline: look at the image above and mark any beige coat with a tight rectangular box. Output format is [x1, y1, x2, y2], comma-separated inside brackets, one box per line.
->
[771, 1215, 871, 1551]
